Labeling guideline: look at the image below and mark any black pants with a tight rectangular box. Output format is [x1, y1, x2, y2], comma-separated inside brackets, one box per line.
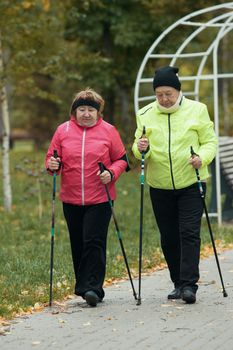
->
[150, 183, 206, 291]
[63, 202, 112, 299]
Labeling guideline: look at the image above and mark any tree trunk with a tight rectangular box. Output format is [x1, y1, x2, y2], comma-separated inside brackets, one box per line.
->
[119, 87, 129, 127]
[104, 89, 115, 124]
[118, 86, 132, 141]
[0, 32, 12, 211]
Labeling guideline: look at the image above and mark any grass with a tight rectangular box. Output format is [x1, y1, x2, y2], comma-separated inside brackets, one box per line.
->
[0, 146, 233, 319]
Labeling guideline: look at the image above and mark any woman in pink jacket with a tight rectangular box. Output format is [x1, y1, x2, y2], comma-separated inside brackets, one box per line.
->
[46, 88, 129, 307]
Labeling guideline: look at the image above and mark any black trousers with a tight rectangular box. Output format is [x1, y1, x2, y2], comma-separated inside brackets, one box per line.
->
[63, 202, 112, 299]
[150, 183, 206, 291]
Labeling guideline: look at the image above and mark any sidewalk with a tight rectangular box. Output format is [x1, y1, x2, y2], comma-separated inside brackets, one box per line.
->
[1, 250, 233, 350]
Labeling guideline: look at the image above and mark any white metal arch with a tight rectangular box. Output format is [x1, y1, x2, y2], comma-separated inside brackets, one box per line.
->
[134, 3, 233, 224]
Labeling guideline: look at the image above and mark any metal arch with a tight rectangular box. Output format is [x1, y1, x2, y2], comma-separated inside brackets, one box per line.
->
[170, 12, 233, 78]
[134, 3, 233, 111]
[212, 15, 233, 225]
[195, 24, 233, 96]
[134, 3, 233, 224]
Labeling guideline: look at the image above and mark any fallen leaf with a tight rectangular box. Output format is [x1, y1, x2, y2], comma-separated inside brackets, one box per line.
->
[0, 328, 7, 335]
[54, 301, 66, 307]
[161, 304, 172, 308]
[66, 294, 75, 299]
[52, 310, 59, 315]
[58, 319, 66, 324]
[33, 303, 44, 311]
[57, 282, 62, 288]
[32, 341, 41, 346]
[116, 255, 123, 262]
[21, 290, 29, 295]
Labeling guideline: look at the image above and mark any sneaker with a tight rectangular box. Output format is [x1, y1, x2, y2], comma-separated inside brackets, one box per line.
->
[84, 291, 100, 307]
[181, 287, 196, 304]
[167, 287, 182, 300]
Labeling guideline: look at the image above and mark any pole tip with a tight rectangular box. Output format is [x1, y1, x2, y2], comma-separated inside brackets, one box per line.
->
[223, 291, 228, 297]
[136, 298, 141, 306]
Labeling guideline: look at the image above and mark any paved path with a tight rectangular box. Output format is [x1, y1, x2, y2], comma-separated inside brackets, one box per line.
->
[1, 250, 233, 350]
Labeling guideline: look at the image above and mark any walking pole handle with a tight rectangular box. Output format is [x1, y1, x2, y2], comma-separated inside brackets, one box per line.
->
[190, 146, 204, 197]
[98, 161, 105, 174]
[190, 146, 196, 157]
[98, 162, 112, 204]
[140, 126, 146, 185]
[142, 125, 146, 139]
[52, 150, 58, 199]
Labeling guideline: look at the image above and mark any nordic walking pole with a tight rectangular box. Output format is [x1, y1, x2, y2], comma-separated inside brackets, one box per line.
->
[98, 162, 137, 300]
[49, 149, 58, 307]
[137, 125, 146, 306]
[190, 146, 228, 297]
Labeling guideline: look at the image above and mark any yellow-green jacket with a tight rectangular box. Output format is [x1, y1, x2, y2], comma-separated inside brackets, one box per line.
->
[132, 96, 217, 190]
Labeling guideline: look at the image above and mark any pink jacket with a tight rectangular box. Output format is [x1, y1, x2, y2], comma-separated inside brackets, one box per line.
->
[45, 116, 127, 205]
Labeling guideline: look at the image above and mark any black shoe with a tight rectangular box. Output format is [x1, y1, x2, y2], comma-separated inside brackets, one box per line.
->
[181, 287, 196, 304]
[167, 287, 182, 300]
[84, 291, 100, 307]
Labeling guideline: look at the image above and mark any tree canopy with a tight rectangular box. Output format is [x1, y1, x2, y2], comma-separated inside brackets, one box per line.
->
[0, 0, 229, 147]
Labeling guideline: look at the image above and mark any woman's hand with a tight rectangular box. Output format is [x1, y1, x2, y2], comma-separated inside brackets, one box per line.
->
[189, 155, 202, 169]
[47, 156, 61, 171]
[137, 137, 149, 152]
[97, 170, 112, 184]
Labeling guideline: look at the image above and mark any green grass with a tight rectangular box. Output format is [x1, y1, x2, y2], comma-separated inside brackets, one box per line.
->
[0, 146, 233, 319]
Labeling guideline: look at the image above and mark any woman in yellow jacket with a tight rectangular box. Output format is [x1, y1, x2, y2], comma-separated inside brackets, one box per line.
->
[132, 66, 217, 304]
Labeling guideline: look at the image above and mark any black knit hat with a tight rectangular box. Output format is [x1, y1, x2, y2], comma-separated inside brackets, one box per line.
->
[153, 66, 181, 91]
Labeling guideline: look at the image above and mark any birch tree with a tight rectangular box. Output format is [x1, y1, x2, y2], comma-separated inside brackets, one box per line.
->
[0, 32, 12, 211]
[0, 1, 67, 209]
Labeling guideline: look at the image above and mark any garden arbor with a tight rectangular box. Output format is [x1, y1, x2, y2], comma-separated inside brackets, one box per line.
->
[134, 3, 233, 224]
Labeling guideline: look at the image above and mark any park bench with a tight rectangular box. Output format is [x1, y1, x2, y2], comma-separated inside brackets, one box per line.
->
[219, 137, 233, 189]
[210, 136, 233, 221]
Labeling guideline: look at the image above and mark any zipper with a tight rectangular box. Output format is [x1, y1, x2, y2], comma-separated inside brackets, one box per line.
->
[81, 129, 86, 205]
[168, 114, 176, 190]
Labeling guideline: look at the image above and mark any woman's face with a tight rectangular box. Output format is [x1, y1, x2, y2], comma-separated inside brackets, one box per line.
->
[75, 106, 98, 127]
[155, 86, 180, 108]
